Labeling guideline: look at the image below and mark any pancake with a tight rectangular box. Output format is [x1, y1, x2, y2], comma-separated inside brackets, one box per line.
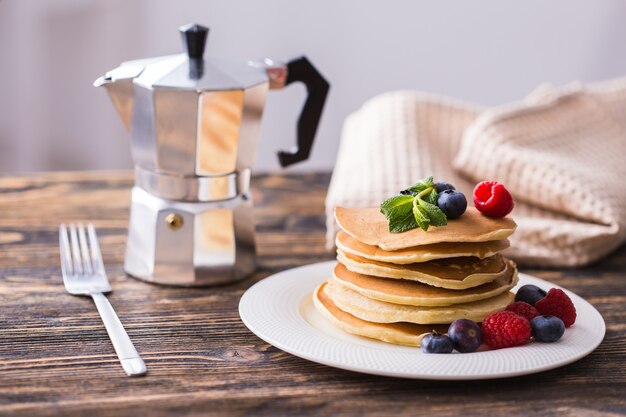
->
[336, 230, 510, 264]
[335, 206, 516, 251]
[313, 282, 448, 347]
[325, 280, 513, 325]
[332, 260, 518, 307]
[337, 251, 507, 290]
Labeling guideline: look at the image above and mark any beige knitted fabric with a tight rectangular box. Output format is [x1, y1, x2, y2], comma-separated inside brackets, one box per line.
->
[326, 78, 626, 267]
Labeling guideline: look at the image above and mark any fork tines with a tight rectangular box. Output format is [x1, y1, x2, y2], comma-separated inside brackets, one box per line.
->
[59, 223, 105, 277]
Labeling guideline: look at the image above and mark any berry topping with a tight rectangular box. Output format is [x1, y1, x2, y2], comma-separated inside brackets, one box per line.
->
[382, 176, 450, 232]
[515, 284, 547, 306]
[535, 288, 577, 327]
[506, 301, 540, 322]
[448, 319, 482, 353]
[473, 181, 514, 218]
[531, 315, 565, 343]
[420, 331, 454, 353]
[435, 182, 456, 193]
[437, 190, 467, 219]
[481, 311, 531, 349]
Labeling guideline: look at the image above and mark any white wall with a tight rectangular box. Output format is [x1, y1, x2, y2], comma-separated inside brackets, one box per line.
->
[1, 0, 626, 173]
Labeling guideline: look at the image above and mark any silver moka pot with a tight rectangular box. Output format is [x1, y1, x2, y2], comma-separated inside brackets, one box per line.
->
[94, 24, 329, 286]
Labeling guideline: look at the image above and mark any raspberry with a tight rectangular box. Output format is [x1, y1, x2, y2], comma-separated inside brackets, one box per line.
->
[506, 301, 540, 321]
[473, 181, 514, 218]
[535, 288, 577, 327]
[481, 311, 531, 349]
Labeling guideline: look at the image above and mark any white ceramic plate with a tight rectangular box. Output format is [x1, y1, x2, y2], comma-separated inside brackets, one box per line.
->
[239, 261, 605, 380]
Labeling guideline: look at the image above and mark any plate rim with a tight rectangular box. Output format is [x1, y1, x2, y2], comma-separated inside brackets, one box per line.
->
[239, 261, 606, 380]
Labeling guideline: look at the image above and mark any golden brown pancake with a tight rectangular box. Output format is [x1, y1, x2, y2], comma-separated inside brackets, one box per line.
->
[336, 230, 510, 264]
[335, 206, 516, 251]
[337, 251, 507, 289]
[332, 260, 518, 306]
[313, 282, 448, 347]
[325, 280, 513, 325]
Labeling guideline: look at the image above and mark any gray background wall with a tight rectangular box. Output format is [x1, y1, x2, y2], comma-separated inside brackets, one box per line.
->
[1, 0, 625, 173]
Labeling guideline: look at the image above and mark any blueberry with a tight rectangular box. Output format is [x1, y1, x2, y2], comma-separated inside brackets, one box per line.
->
[437, 190, 467, 219]
[399, 189, 415, 196]
[421, 331, 454, 353]
[435, 182, 456, 193]
[448, 319, 482, 353]
[515, 284, 547, 306]
[531, 315, 565, 343]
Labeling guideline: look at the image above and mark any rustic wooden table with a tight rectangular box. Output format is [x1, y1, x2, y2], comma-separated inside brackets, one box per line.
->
[0, 171, 624, 417]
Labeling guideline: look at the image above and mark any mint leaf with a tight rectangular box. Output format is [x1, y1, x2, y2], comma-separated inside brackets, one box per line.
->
[418, 199, 447, 227]
[380, 194, 414, 216]
[404, 176, 435, 195]
[424, 189, 439, 205]
[404, 183, 429, 195]
[412, 198, 431, 231]
[389, 208, 418, 232]
[380, 176, 449, 233]
[380, 194, 418, 232]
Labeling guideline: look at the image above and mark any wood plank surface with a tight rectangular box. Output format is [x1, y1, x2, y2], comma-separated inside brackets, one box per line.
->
[0, 171, 624, 417]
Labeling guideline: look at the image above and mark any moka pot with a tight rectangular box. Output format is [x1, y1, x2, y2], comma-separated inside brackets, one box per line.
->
[94, 23, 329, 286]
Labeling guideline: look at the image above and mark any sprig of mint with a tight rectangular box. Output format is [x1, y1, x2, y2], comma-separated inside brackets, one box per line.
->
[380, 176, 447, 232]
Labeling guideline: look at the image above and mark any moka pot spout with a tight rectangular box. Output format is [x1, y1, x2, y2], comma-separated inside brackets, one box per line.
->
[94, 64, 144, 131]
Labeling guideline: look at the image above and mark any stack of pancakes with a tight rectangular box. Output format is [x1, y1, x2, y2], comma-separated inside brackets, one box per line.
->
[314, 206, 518, 347]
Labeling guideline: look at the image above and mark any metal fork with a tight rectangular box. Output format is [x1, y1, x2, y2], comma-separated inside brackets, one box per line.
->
[59, 223, 147, 377]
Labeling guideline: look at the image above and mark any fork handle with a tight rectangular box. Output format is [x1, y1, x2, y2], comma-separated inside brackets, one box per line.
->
[91, 293, 147, 377]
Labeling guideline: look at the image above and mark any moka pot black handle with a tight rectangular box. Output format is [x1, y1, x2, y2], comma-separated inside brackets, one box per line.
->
[277, 56, 330, 167]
